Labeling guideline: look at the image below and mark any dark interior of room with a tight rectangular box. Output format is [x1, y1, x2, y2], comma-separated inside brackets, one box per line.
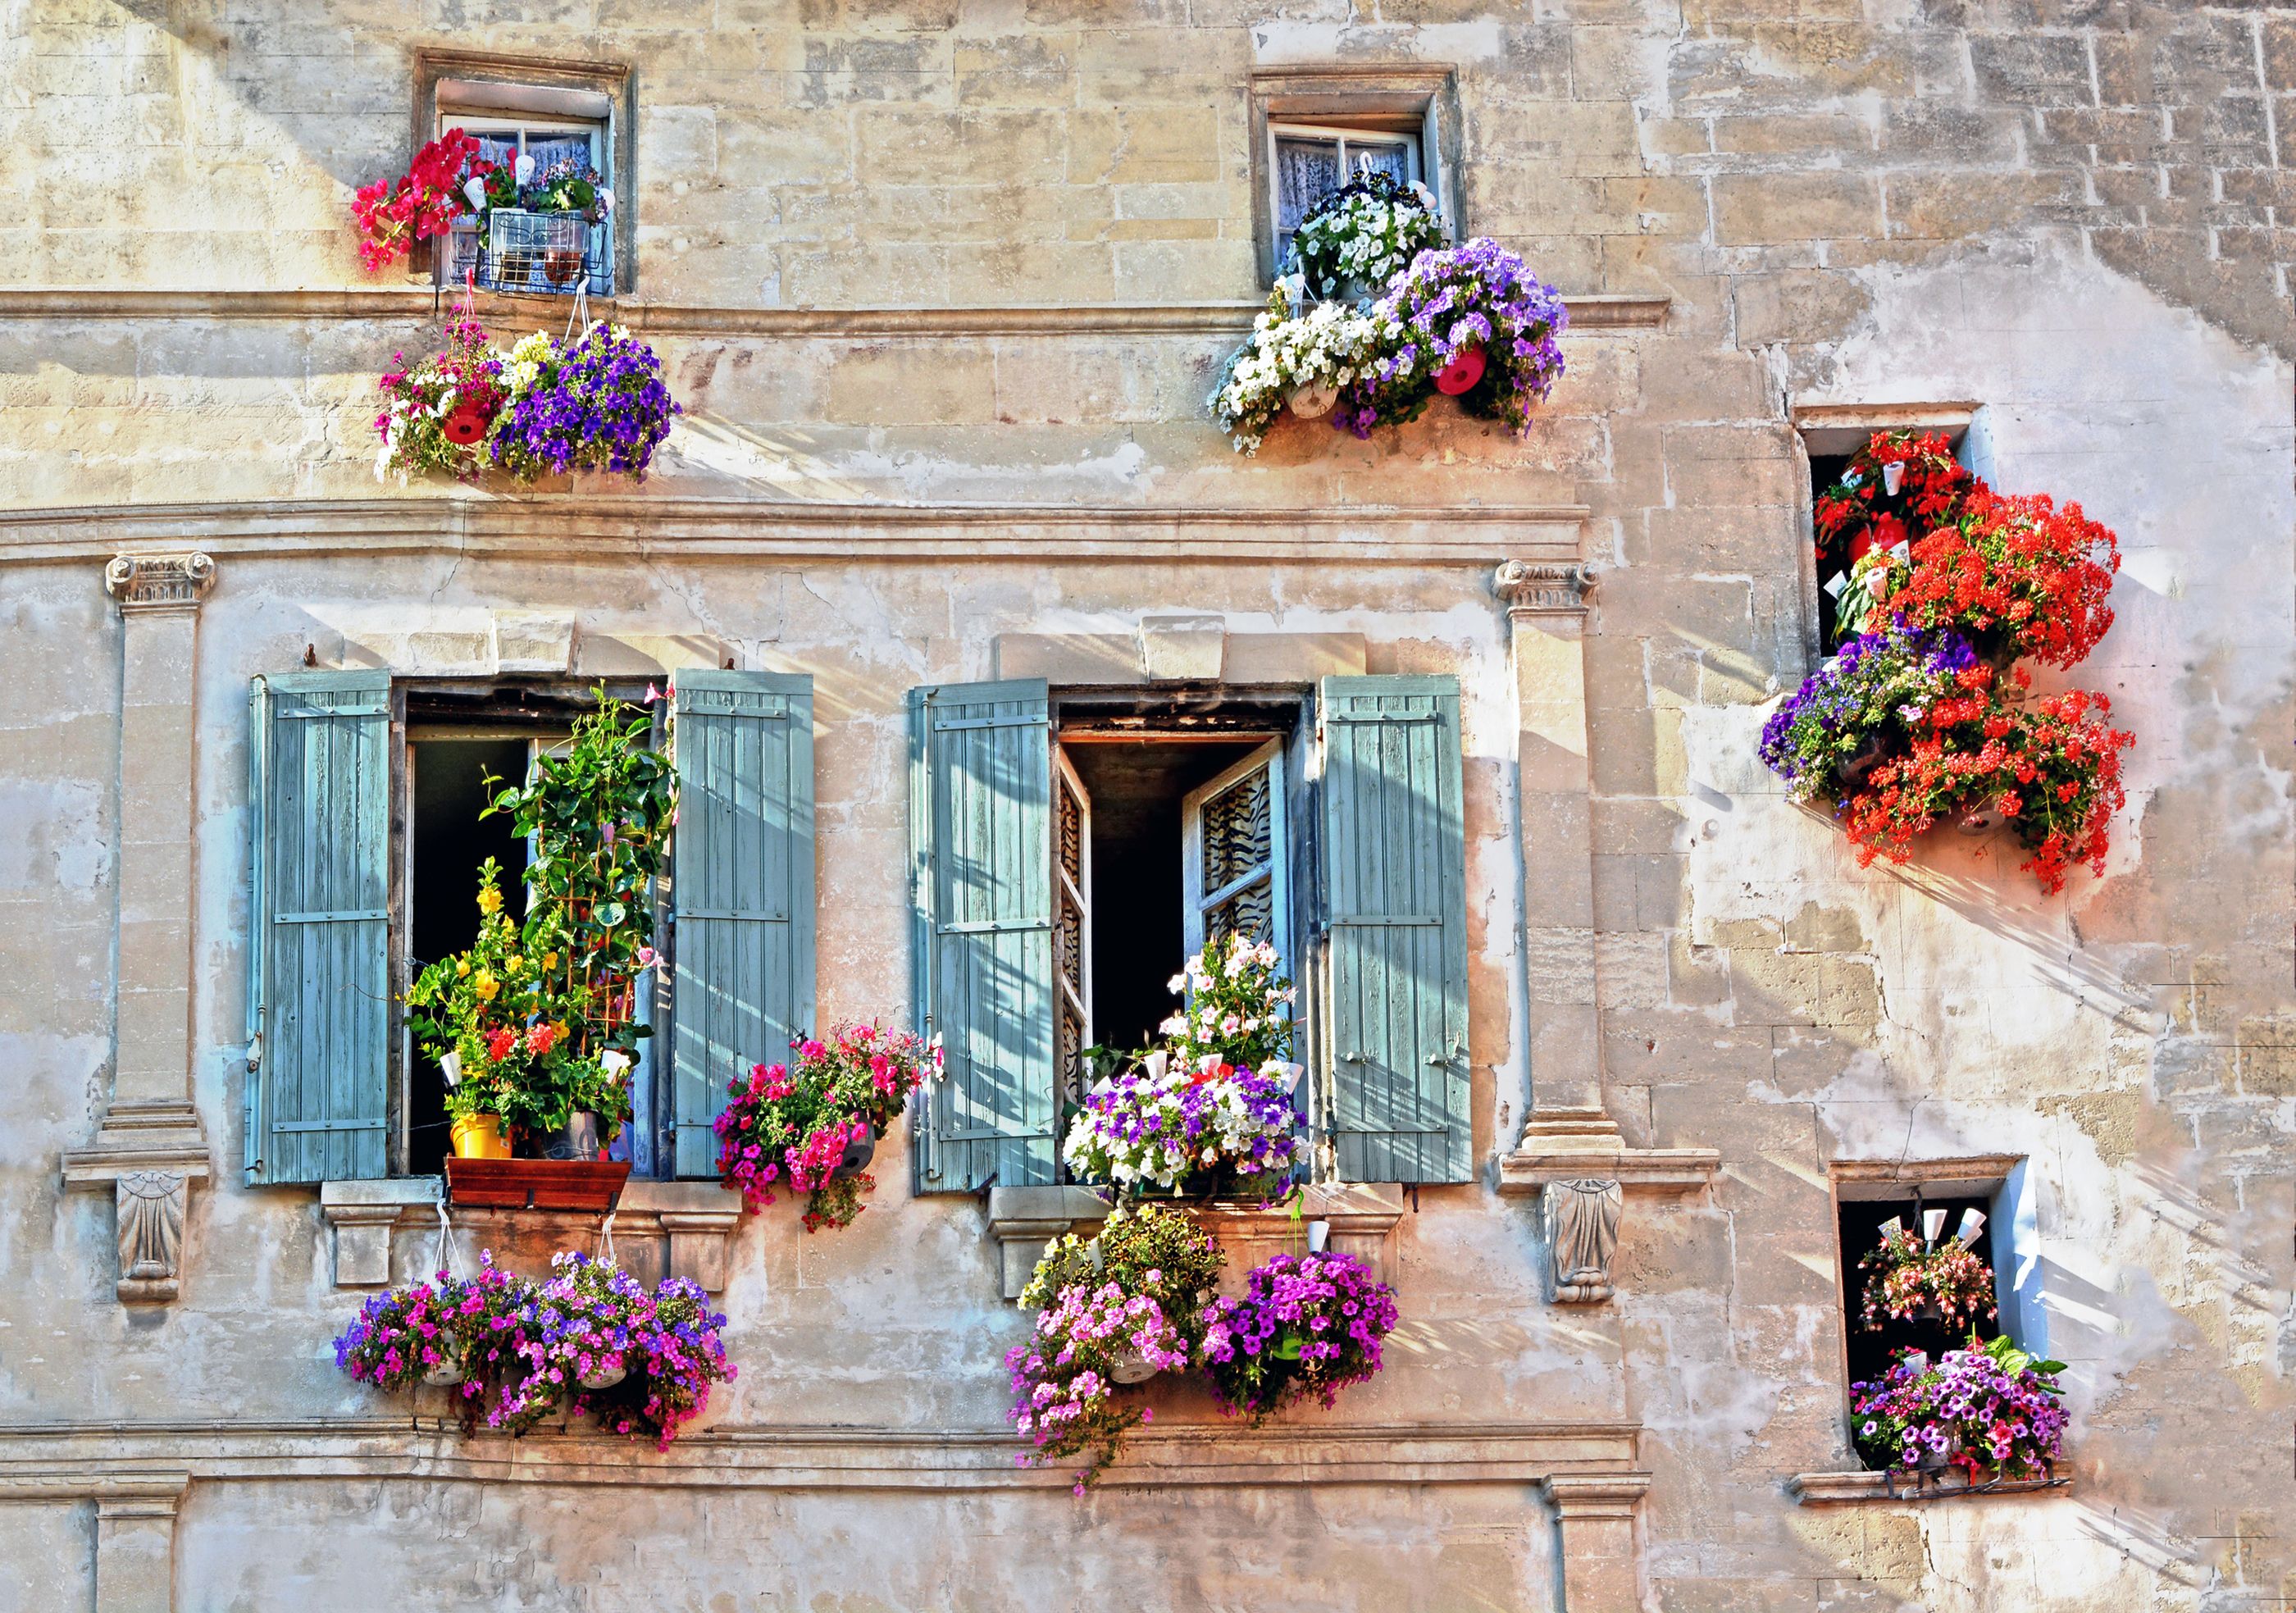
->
[408, 736, 531, 1175]
[1835, 1191, 2002, 1396]
[1059, 736, 1262, 1055]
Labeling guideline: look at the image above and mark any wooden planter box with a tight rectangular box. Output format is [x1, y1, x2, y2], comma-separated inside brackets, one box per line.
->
[445, 1157, 631, 1212]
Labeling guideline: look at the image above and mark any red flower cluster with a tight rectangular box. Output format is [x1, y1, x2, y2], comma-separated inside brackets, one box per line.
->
[1843, 678, 2133, 893]
[1875, 488, 2120, 668]
[1813, 430, 1972, 576]
[351, 129, 490, 272]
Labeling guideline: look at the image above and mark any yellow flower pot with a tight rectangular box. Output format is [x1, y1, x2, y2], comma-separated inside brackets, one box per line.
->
[449, 1114, 510, 1160]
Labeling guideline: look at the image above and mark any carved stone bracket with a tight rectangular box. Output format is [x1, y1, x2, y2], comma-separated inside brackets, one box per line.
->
[1544, 1178, 1623, 1305]
[1499, 1110, 1718, 1306]
[103, 551, 216, 613]
[1495, 559, 1597, 616]
[63, 1141, 211, 1306]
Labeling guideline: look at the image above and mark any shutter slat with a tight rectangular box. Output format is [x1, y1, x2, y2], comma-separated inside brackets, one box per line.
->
[1320, 675, 1471, 1185]
[247, 671, 391, 1186]
[671, 672, 815, 1178]
[909, 680, 1056, 1193]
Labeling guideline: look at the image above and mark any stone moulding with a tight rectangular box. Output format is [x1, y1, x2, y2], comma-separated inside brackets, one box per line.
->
[0, 288, 1671, 335]
[985, 1183, 1405, 1301]
[1788, 1469, 2072, 1505]
[318, 1178, 743, 1294]
[0, 498, 1592, 567]
[0, 1418, 1642, 1492]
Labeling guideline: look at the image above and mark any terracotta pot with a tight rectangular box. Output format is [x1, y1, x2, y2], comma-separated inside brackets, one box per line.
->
[449, 1114, 510, 1160]
[1434, 347, 1487, 395]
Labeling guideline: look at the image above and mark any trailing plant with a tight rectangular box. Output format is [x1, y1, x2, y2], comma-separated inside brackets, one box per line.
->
[1857, 1224, 1997, 1332]
[352, 128, 492, 272]
[483, 690, 672, 1088]
[1766, 431, 2134, 893]
[713, 1024, 943, 1231]
[1868, 487, 2121, 670]
[490, 322, 681, 482]
[1208, 282, 1395, 455]
[1841, 684, 2133, 894]
[1757, 629, 1990, 804]
[1199, 1251, 1400, 1420]
[1286, 169, 1445, 300]
[373, 317, 508, 484]
[331, 1251, 733, 1449]
[1850, 1334, 2068, 1480]
[1342, 238, 1569, 438]
[1008, 1205, 1223, 1492]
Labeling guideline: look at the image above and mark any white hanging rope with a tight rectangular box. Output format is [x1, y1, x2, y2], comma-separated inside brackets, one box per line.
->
[434, 1182, 464, 1280]
[595, 1210, 617, 1269]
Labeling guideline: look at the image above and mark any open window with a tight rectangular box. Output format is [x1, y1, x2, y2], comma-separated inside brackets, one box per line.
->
[1793, 403, 1986, 654]
[1247, 67, 1460, 282]
[414, 49, 632, 297]
[244, 671, 814, 1187]
[909, 676, 1471, 1194]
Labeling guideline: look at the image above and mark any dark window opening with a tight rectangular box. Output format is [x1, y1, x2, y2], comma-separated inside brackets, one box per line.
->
[1808, 448, 1856, 649]
[1836, 1190, 2001, 1395]
[408, 735, 535, 1177]
[1061, 737, 1265, 1055]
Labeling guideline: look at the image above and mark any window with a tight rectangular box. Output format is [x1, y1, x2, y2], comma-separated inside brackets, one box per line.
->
[1247, 66, 1460, 281]
[413, 49, 632, 296]
[244, 671, 815, 1187]
[1269, 123, 1425, 267]
[1833, 1158, 2048, 1397]
[909, 676, 1472, 1194]
[1793, 403, 1984, 654]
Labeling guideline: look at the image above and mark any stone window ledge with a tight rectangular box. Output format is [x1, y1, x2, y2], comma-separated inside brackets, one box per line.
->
[984, 1183, 1405, 1301]
[1788, 1469, 2071, 1505]
[320, 1178, 743, 1293]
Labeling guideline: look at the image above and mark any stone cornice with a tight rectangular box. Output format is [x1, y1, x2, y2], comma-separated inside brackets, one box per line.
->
[0, 1419, 1645, 1492]
[0, 499, 1591, 567]
[0, 288, 1670, 335]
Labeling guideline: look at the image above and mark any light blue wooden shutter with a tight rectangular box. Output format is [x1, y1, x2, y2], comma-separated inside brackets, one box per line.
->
[1319, 675, 1472, 1184]
[670, 672, 816, 1178]
[909, 680, 1057, 1192]
[245, 671, 392, 1185]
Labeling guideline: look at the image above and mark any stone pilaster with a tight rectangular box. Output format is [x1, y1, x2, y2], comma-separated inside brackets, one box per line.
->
[1542, 1472, 1651, 1611]
[61, 554, 216, 1304]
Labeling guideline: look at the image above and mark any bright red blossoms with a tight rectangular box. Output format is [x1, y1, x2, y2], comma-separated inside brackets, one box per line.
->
[352, 129, 490, 273]
[1873, 487, 2120, 669]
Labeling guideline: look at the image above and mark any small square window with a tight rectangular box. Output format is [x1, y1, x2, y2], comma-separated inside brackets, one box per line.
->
[1269, 122, 1427, 268]
[1247, 67, 1460, 284]
[1793, 403, 1983, 654]
[413, 50, 632, 297]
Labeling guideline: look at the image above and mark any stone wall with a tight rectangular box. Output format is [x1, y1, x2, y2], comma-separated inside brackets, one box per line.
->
[2, 2, 2291, 1611]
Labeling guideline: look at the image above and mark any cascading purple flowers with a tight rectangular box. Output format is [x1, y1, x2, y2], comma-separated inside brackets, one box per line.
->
[1759, 627, 1981, 801]
[1850, 1336, 2068, 1479]
[330, 1248, 734, 1449]
[1337, 239, 1569, 438]
[489, 321, 681, 481]
[1199, 1251, 1399, 1419]
[1063, 1058, 1302, 1192]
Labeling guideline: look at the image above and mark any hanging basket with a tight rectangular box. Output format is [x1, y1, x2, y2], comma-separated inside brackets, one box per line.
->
[1433, 346, 1487, 396]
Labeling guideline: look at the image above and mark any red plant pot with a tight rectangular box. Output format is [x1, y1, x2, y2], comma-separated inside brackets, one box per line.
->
[1434, 347, 1487, 395]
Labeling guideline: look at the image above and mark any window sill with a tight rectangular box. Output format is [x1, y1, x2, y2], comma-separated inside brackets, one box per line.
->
[983, 1183, 1405, 1301]
[1788, 1468, 2071, 1504]
[319, 1178, 743, 1293]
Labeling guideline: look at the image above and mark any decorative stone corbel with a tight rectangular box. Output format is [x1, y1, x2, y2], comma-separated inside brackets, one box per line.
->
[64, 554, 218, 1304]
[1542, 1471, 1652, 1611]
[1495, 558, 1596, 615]
[1543, 1178, 1623, 1305]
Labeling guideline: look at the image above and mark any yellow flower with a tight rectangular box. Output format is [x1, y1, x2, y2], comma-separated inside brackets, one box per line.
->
[455, 960, 470, 977]
[550, 1021, 569, 1043]
[476, 886, 503, 917]
[507, 956, 526, 976]
[542, 952, 559, 971]
[473, 972, 499, 1003]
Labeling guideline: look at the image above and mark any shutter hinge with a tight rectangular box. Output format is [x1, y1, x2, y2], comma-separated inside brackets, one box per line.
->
[246, 1030, 262, 1073]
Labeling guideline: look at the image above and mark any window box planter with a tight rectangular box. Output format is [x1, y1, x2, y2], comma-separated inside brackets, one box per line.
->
[442, 209, 613, 298]
[444, 1155, 630, 1212]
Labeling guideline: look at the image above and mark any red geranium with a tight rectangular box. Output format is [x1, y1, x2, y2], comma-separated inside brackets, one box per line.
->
[1815, 430, 1973, 577]
[352, 129, 491, 273]
[1871, 487, 2120, 669]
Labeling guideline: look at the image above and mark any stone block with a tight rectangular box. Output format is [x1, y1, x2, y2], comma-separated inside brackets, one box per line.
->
[490, 612, 575, 675]
[1715, 174, 1882, 244]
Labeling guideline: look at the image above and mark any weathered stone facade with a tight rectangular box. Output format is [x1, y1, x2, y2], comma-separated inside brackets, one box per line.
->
[2, 2, 2291, 1610]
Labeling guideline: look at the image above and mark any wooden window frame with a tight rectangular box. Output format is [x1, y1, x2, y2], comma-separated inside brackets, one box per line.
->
[410, 47, 635, 294]
[1246, 65, 1463, 285]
